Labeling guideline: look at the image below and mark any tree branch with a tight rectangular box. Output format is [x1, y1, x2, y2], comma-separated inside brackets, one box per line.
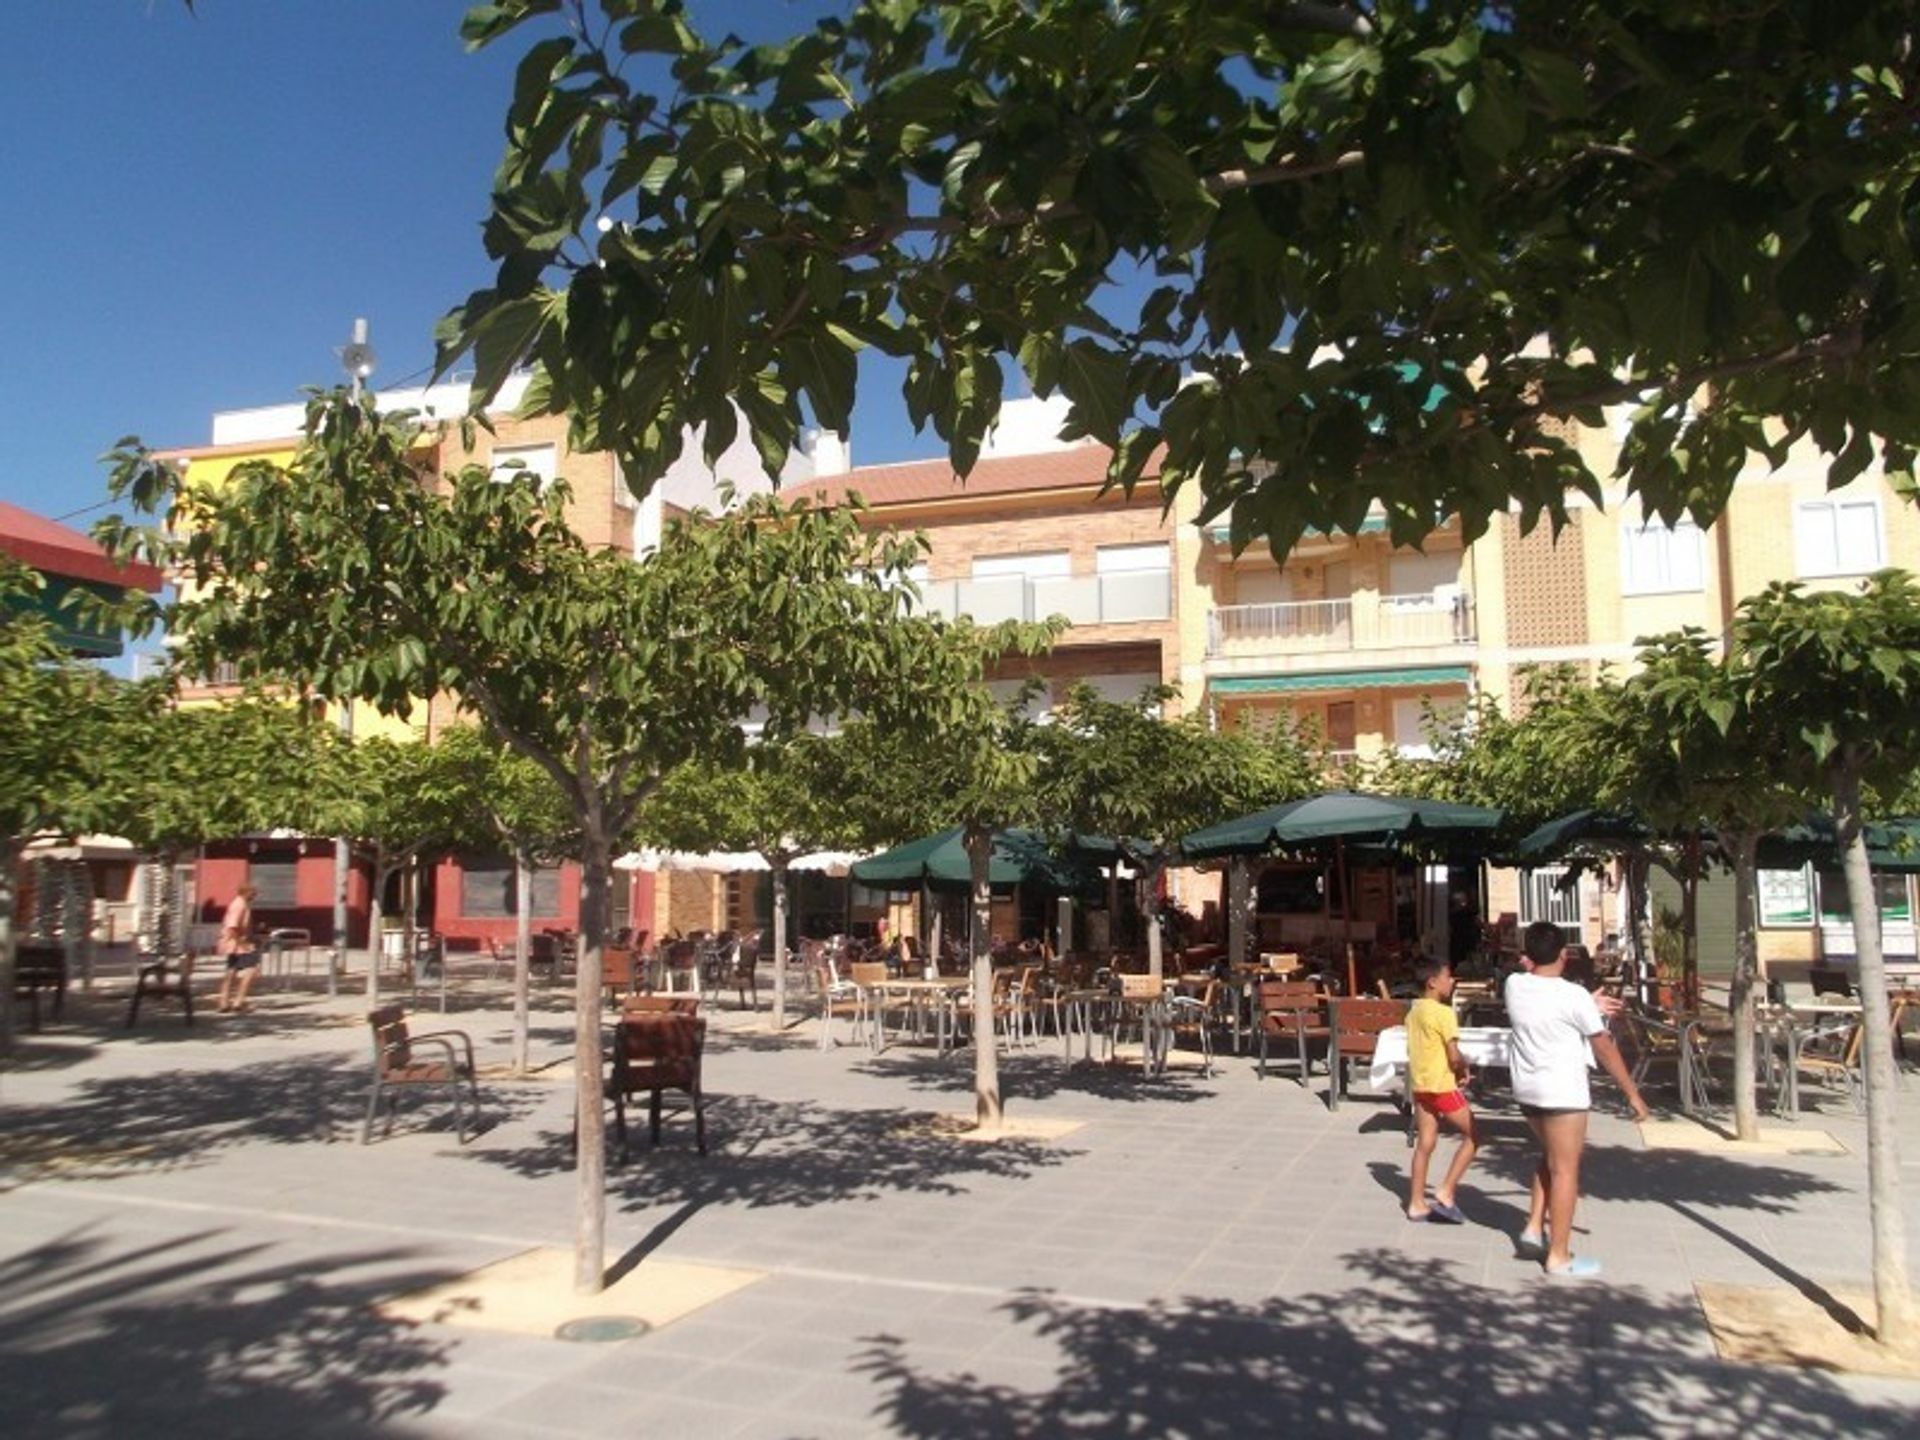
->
[1510, 323, 1869, 426]
[1269, 4, 1376, 41]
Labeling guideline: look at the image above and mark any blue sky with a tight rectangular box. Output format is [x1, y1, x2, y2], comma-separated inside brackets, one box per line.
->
[0, 1, 933, 533]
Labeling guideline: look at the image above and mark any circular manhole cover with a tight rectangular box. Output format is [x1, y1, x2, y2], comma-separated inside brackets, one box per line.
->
[554, 1315, 652, 1343]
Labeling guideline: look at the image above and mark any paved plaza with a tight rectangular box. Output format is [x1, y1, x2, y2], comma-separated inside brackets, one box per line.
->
[4, 965, 1920, 1438]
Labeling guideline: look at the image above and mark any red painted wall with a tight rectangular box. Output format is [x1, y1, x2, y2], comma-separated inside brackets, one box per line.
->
[430, 855, 581, 946]
[197, 838, 367, 946]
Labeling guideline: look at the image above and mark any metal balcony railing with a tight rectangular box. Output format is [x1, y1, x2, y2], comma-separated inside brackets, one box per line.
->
[1207, 592, 1475, 655]
[914, 570, 1172, 626]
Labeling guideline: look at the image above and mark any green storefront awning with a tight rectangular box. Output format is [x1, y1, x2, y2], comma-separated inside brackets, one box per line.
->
[1210, 664, 1471, 696]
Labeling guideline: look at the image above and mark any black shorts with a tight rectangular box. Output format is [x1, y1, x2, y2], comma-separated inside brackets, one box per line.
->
[224, 951, 260, 972]
[1519, 1103, 1588, 1118]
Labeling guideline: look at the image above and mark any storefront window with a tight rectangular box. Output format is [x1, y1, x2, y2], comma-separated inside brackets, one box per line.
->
[1757, 866, 1814, 927]
[1816, 871, 1912, 926]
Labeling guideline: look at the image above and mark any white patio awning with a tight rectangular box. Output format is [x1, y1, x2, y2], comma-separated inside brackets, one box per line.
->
[615, 849, 866, 876]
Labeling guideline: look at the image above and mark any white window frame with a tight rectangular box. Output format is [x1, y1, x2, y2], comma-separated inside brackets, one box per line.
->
[1094, 542, 1171, 575]
[1619, 517, 1704, 596]
[972, 550, 1070, 579]
[1795, 497, 1883, 578]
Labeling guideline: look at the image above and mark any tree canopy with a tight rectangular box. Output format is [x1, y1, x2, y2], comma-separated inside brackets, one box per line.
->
[102, 387, 1037, 1291]
[445, 0, 1920, 556]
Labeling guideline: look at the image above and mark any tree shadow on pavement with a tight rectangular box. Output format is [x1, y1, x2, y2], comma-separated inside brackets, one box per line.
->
[850, 1051, 1215, 1106]
[851, 1249, 1916, 1439]
[467, 1089, 1075, 1215]
[0, 1055, 546, 1186]
[0, 1227, 454, 1438]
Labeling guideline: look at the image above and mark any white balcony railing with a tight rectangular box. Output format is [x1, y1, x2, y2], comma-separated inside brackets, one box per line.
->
[1207, 592, 1474, 655]
[915, 570, 1172, 626]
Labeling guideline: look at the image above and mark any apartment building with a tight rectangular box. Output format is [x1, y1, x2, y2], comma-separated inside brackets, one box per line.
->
[788, 397, 1186, 715]
[802, 401, 1920, 972]
[153, 367, 1920, 970]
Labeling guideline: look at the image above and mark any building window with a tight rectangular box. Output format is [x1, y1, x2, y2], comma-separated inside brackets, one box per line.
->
[249, 858, 299, 911]
[1620, 517, 1704, 595]
[1520, 866, 1582, 943]
[1094, 542, 1170, 575]
[459, 858, 562, 919]
[491, 443, 558, 489]
[972, 551, 1070, 579]
[1795, 498, 1882, 578]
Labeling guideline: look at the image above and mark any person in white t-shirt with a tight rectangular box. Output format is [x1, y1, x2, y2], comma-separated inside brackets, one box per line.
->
[1504, 921, 1649, 1279]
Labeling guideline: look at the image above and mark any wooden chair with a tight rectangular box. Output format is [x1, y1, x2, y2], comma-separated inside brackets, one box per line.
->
[1328, 998, 1409, 1108]
[602, 946, 639, 1005]
[850, 960, 893, 1045]
[1163, 978, 1219, 1076]
[813, 959, 865, 1050]
[363, 1006, 480, 1143]
[126, 952, 192, 1029]
[14, 942, 68, 1031]
[1256, 978, 1329, 1085]
[1110, 973, 1167, 1068]
[606, 1013, 707, 1159]
[622, 993, 700, 1017]
[728, 930, 761, 1010]
[1792, 1018, 1865, 1112]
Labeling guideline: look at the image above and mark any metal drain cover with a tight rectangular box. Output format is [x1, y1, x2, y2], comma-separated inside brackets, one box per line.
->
[554, 1315, 652, 1343]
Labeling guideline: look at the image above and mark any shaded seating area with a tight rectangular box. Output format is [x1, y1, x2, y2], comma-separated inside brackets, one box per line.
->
[362, 1005, 480, 1144]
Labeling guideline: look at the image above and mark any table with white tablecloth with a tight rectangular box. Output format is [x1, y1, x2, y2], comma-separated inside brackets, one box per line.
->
[1368, 1025, 1515, 1095]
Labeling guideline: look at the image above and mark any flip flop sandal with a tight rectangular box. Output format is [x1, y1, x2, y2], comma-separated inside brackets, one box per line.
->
[1545, 1256, 1603, 1279]
[1428, 1201, 1466, 1225]
[1514, 1231, 1547, 1258]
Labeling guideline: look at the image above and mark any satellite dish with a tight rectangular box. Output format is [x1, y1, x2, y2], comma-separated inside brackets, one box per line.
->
[337, 317, 377, 386]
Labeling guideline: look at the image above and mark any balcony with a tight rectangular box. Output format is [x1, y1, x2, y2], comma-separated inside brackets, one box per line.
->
[915, 570, 1172, 627]
[1207, 592, 1475, 656]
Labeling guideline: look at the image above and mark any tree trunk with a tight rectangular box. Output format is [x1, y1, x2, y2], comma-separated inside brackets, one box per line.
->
[365, 853, 387, 1007]
[1627, 851, 1655, 1002]
[1728, 830, 1761, 1143]
[400, 856, 417, 974]
[967, 827, 1002, 1129]
[1834, 765, 1916, 1353]
[573, 828, 611, 1295]
[770, 855, 790, 1033]
[0, 838, 20, 1061]
[1226, 858, 1248, 969]
[1682, 833, 1700, 1008]
[1143, 862, 1165, 982]
[512, 848, 533, 1076]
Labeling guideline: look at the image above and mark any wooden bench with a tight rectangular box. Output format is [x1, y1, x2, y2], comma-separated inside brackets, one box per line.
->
[14, 943, 68, 1031]
[127, 953, 195, 1028]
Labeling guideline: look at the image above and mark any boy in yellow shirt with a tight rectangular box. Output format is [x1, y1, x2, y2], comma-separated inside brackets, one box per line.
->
[1405, 957, 1477, 1223]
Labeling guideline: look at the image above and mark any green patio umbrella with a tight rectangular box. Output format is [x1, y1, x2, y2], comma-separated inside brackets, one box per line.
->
[1180, 791, 1505, 860]
[1511, 809, 1651, 864]
[1179, 792, 1505, 994]
[850, 827, 1110, 895]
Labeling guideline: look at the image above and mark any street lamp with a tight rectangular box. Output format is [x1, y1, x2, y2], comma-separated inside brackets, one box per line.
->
[330, 318, 376, 992]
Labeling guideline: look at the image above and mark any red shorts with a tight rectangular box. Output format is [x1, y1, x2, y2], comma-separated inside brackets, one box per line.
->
[1414, 1089, 1468, 1116]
